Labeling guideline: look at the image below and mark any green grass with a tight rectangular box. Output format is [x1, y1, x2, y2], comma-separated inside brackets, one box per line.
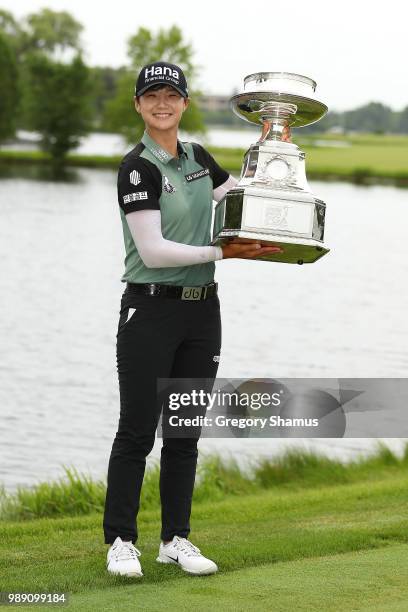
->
[1, 442, 407, 522]
[1, 453, 408, 610]
[1, 133, 408, 184]
[0, 149, 121, 168]
[59, 546, 408, 612]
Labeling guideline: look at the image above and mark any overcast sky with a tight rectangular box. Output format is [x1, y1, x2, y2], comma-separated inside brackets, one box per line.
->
[3, 0, 407, 112]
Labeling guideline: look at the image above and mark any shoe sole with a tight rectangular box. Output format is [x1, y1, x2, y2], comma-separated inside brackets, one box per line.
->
[107, 564, 143, 578]
[108, 570, 143, 578]
[156, 556, 218, 575]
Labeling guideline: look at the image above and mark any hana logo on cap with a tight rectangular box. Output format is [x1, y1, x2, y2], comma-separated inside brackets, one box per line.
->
[145, 65, 180, 82]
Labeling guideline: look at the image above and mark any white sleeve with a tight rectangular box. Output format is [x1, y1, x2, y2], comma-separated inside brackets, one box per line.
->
[125, 209, 223, 268]
[213, 174, 239, 202]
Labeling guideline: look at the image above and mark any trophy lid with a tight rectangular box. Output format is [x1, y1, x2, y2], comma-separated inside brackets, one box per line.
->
[244, 72, 317, 96]
[231, 71, 327, 128]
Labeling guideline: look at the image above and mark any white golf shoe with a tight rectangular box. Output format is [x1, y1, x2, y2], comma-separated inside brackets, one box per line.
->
[156, 535, 218, 575]
[107, 536, 143, 577]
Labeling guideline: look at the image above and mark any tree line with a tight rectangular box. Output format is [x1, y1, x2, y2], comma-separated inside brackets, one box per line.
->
[203, 102, 408, 135]
[1, 8, 407, 169]
[305, 102, 408, 134]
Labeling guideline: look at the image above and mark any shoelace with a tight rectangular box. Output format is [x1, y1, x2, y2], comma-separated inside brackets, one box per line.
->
[171, 536, 201, 557]
[112, 541, 141, 562]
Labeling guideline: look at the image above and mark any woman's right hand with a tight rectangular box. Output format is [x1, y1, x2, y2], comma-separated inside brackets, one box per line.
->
[221, 239, 283, 259]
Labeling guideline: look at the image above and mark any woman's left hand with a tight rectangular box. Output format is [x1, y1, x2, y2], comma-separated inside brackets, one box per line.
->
[282, 125, 292, 142]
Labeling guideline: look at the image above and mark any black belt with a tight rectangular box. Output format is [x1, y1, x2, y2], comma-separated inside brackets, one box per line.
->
[126, 282, 218, 301]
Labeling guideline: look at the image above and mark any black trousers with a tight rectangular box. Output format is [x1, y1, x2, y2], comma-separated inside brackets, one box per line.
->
[103, 287, 222, 544]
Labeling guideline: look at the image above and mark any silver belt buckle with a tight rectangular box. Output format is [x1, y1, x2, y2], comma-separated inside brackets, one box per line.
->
[148, 283, 160, 296]
[181, 286, 203, 300]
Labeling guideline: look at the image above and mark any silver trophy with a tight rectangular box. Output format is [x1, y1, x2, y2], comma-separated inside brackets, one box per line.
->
[211, 72, 330, 264]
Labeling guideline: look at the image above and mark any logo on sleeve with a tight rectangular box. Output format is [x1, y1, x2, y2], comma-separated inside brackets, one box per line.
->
[123, 192, 148, 203]
[185, 168, 210, 182]
[129, 170, 141, 186]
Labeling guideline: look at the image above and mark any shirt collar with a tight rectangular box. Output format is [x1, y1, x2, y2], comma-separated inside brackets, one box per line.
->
[141, 131, 187, 164]
[177, 140, 188, 158]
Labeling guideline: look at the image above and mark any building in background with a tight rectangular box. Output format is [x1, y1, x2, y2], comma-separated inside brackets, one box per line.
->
[197, 95, 230, 112]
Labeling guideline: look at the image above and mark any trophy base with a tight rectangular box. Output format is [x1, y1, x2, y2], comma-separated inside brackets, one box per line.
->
[212, 231, 329, 264]
[211, 187, 329, 265]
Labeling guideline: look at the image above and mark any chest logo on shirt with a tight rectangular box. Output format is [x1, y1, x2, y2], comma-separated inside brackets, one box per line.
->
[185, 168, 210, 183]
[163, 175, 177, 193]
[129, 170, 141, 186]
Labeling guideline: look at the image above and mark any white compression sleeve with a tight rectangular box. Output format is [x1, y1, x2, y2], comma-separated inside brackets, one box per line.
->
[213, 174, 239, 202]
[125, 209, 223, 269]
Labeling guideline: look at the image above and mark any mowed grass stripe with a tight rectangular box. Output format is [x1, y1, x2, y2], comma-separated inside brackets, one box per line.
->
[14, 544, 408, 612]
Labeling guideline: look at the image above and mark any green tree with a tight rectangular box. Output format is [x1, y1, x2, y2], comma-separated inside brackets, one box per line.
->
[0, 8, 86, 132]
[88, 66, 126, 130]
[24, 53, 91, 168]
[395, 106, 408, 134]
[24, 8, 83, 57]
[0, 8, 92, 167]
[344, 102, 393, 133]
[0, 10, 25, 56]
[301, 110, 345, 134]
[0, 10, 27, 130]
[0, 32, 19, 141]
[104, 25, 205, 142]
[0, 8, 82, 60]
[126, 25, 195, 74]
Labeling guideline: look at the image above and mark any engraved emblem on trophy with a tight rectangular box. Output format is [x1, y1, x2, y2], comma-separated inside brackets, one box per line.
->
[211, 72, 330, 264]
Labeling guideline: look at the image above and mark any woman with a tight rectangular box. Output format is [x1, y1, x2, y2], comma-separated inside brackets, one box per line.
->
[103, 61, 287, 577]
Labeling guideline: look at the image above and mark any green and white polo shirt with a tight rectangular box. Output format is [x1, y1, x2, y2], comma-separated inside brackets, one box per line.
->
[117, 131, 229, 286]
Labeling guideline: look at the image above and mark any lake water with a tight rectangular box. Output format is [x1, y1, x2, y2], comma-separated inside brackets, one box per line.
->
[1, 154, 408, 492]
[5, 128, 349, 156]
[4, 128, 260, 154]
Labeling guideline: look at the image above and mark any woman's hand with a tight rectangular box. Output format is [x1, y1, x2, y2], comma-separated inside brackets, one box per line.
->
[282, 125, 292, 142]
[221, 239, 283, 259]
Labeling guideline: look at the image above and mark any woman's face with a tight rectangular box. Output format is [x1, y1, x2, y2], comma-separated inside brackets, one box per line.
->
[135, 85, 189, 132]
